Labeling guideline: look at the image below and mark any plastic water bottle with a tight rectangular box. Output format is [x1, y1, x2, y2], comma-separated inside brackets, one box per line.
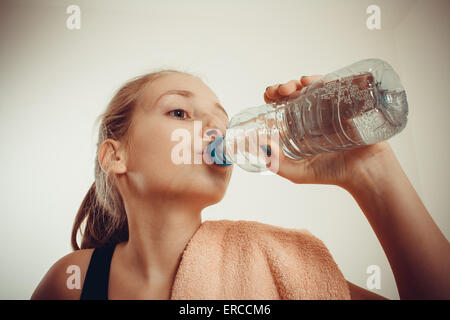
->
[207, 58, 409, 172]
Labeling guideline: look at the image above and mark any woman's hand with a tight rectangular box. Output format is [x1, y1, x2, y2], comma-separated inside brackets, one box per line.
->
[262, 76, 395, 188]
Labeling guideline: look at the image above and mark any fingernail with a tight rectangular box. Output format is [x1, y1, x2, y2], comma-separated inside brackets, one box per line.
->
[260, 145, 271, 157]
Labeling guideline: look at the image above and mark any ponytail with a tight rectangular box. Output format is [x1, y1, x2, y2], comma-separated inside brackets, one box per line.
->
[71, 182, 128, 250]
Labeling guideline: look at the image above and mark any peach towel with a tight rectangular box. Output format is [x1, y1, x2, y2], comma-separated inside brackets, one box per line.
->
[170, 219, 350, 300]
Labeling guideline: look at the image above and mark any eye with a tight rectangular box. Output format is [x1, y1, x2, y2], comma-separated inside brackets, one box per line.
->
[168, 108, 189, 120]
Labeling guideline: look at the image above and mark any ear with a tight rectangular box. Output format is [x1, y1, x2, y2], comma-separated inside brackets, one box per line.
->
[98, 139, 127, 174]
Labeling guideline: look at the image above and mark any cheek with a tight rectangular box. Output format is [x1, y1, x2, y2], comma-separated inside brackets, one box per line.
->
[130, 126, 172, 167]
[126, 119, 231, 199]
[127, 122, 197, 186]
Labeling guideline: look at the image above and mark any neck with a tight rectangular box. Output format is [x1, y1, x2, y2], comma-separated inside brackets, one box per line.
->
[121, 194, 203, 282]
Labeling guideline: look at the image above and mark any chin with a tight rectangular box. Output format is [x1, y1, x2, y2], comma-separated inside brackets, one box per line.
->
[178, 165, 231, 204]
[203, 173, 230, 192]
[191, 180, 228, 205]
[202, 192, 226, 208]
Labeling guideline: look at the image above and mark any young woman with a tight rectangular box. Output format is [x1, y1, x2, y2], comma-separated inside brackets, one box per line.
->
[31, 70, 450, 300]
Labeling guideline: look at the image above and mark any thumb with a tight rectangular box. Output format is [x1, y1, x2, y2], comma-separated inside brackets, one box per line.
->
[259, 130, 316, 184]
[258, 131, 298, 178]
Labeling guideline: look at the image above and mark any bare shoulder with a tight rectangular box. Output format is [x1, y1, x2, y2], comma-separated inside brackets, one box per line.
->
[30, 248, 94, 300]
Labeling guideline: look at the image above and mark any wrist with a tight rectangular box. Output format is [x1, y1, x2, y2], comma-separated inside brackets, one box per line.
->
[338, 142, 408, 228]
[339, 142, 402, 197]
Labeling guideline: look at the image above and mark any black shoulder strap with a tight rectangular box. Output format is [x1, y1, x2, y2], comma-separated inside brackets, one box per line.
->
[80, 242, 116, 300]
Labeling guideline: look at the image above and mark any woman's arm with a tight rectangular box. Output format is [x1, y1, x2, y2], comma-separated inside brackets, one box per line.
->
[30, 249, 92, 299]
[340, 144, 450, 300]
[264, 77, 450, 299]
[347, 280, 388, 300]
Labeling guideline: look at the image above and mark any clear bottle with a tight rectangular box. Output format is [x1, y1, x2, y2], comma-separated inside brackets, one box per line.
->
[207, 58, 409, 172]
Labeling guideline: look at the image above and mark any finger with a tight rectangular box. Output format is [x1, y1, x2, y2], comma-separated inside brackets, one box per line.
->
[259, 131, 315, 183]
[259, 131, 295, 177]
[265, 84, 282, 100]
[266, 88, 301, 104]
[262, 131, 285, 175]
[286, 89, 302, 101]
[278, 80, 301, 96]
[264, 91, 278, 104]
[300, 75, 322, 86]
[264, 91, 271, 103]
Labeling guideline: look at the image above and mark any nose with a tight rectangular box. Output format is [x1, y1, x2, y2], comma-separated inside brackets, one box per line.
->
[203, 115, 227, 145]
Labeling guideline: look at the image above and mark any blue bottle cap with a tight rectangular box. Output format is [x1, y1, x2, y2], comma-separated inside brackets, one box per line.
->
[206, 136, 232, 166]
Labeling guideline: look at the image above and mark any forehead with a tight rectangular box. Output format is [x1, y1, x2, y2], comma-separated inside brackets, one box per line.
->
[143, 73, 219, 105]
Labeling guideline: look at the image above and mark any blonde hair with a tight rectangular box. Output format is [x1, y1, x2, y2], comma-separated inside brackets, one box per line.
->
[71, 69, 192, 250]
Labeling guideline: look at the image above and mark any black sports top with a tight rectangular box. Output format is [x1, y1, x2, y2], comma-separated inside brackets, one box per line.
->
[80, 242, 117, 300]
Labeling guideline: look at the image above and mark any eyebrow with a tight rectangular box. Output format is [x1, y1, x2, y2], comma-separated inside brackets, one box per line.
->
[154, 89, 229, 119]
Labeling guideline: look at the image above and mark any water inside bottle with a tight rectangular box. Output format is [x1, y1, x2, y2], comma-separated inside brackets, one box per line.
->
[278, 72, 408, 159]
[222, 71, 408, 171]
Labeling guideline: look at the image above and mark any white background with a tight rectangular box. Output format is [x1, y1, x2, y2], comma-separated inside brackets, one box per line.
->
[0, 0, 448, 299]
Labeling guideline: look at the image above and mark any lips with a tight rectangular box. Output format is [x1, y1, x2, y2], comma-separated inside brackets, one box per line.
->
[192, 146, 210, 164]
[193, 138, 232, 166]
[200, 146, 213, 164]
[205, 136, 232, 167]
